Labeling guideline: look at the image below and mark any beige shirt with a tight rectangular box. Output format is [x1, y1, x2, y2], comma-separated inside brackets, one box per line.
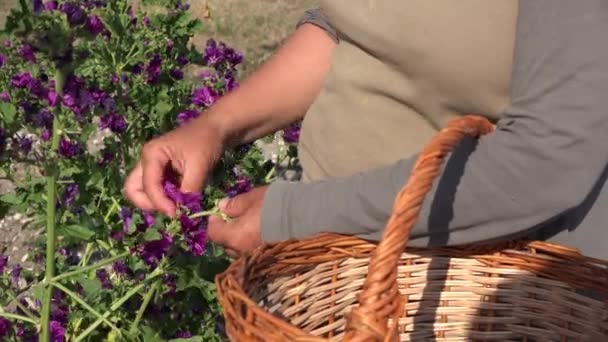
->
[299, 0, 517, 181]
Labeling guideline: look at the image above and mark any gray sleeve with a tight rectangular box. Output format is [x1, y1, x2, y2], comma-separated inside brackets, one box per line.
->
[296, 8, 339, 42]
[261, 0, 608, 247]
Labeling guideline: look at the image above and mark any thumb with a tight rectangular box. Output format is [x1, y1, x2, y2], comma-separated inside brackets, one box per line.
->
[218, 193, 250, 218]
[179, 163, 207, 194]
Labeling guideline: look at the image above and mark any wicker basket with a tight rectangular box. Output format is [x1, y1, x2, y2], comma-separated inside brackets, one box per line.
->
[215, 116, 608, 341]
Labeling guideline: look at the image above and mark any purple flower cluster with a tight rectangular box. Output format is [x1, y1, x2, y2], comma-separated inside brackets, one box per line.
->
[140, 232, 173, 267]
[14, 135, 33, 155]
[203, 39, 243, 69]
[0, 318, 10, 339]
[19, 44, 36, 63]
[58, 137, 83, 159]
[191, 86, 216, 107]
[99, 112, 128, 134]
[146, 54, 163, 84]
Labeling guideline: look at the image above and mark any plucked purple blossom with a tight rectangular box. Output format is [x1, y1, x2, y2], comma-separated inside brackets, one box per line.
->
[0, 255, 7, 273]
[0, 92, 9, 102]
[60, 2, 86, 26]
[224, 176, 253, 198]
[283, 121, 301, 143]
[58, 138, 83, 158]
[176, 109, 199, 126]
[86, 15, 105, 35]
[50, 320, 65, 342]
[99, 112, 128, 133]
[11, 72, 33, 88]
[163, 178, 202, 213]
[96, 269, 112, 289]
[15, 135, 33, 155]
[191, 86, 216, 107]
[0, 318, 10, 338]
[19, 44, 36, 62]
[41, 128, 51, 141]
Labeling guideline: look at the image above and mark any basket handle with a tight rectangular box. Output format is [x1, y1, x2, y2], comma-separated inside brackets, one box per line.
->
[343, 115, 495, 341]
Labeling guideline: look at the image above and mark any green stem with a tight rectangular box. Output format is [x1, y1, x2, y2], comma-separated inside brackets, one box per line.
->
[74, 271, 162, 342]
[40, 68, 65, 342]
[0, 312, 38, 325]
[52, 282, 122, 334]
[129, 280, 159, 335]
[52, 251, 129, 283]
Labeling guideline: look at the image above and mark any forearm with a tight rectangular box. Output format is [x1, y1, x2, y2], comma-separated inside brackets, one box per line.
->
[203, 22, 336, 146]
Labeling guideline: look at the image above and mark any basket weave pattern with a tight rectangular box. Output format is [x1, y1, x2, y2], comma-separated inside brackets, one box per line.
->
[216, 116, 608, 341]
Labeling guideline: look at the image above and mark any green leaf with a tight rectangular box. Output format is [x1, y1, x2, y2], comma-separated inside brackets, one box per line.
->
[140, 326, 166, 342]
[79, 276, 102, 301]
[142, 228, 161, 241]
[58, 224, 96, 241]
[0, 192, 24, 205]
[169, 337, 204, 342]
[0, 102, 17, 126]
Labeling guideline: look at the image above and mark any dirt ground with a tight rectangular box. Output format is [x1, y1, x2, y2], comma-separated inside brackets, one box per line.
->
[0, 0, 316, 265]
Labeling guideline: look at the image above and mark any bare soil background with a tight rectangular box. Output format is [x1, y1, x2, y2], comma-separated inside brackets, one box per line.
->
[0, 0, 316, 264]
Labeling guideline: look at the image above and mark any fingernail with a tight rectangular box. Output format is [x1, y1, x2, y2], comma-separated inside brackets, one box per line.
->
[218, 198, 229, 211]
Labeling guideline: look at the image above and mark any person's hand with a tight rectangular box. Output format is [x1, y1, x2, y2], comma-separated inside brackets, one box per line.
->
[123, 116, 226, 217]
[207, 186, 268, 256]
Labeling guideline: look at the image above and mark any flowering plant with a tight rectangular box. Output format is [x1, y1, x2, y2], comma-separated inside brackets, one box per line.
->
[0, 0, 299, 341]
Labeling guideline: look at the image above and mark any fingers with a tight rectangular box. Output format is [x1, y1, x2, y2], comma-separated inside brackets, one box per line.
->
[141, 145, 176, 217]
[179, 163, 206, 194]
[123, 162, 156, 211]
[218, 192, 252, 217]
[207, 215, 233, 248]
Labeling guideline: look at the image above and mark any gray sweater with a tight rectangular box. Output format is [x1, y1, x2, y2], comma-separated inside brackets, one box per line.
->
[260, 0, 608, 260]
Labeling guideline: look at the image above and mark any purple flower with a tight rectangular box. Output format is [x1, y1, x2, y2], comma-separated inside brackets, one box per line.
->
[61, 183, 79, 207]
[112, 260, 129, 276]
[143, 16, 150, 26]
[32, 0, 44, 13]
[15, 135, 33, 155]
[97, 150, 114, 165]
[177, 54, 188, 66]
[41, 129, 51, 141]
[224, 73, 239, 92]
[19, 44, 36, 62]
[0, 255, 7, 273]
[145, 54, 163, 84]
[44, 1, 58, 11]
[140, 233, 173, 267]
[99, 112, 128, 134]
[50, 320, 65, 342]
[119, 207, 132, 232]
[96, 269, 112, 289]
[175, 1, 190, 11]
[0, 128, 5, 152]
[191, 86, 216, 107]
[11, 72, 33, 88]
[169, 68, 183, 80]
[28, 78, 48, 98]
[283, 121, 301, 143]
[176, 331, 193, 339]
[11, 264, 22, 285]
[33, 108, 53, 128]
[0, 318, 10, 338]
[47, 90, 59, 106]
[62, 93, 76, 107]
[86, 15, 105, 35]
[163, 178, 202, 212]
[224, 176, 253, 198]
[3, 40, 11, 48]
[139, 211, 155, 232]
[187, 229, 207, 256]
[110, 74, 119, 84]
[60, 2, 86, 26]
[58, 138, 83, 159]
[176, 109, 199, 126]
[128, 7, 137, 25]
[203, 39, 243, 68]
[0, 54, 5, 67]
[0, 92, 9, 102]
[166, 39, 174, 50]
[130, 64, 142, 74]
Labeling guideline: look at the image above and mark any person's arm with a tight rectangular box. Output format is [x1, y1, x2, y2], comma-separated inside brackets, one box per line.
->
[202, 10, 337, 146]
[260, 0, 608, 247]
